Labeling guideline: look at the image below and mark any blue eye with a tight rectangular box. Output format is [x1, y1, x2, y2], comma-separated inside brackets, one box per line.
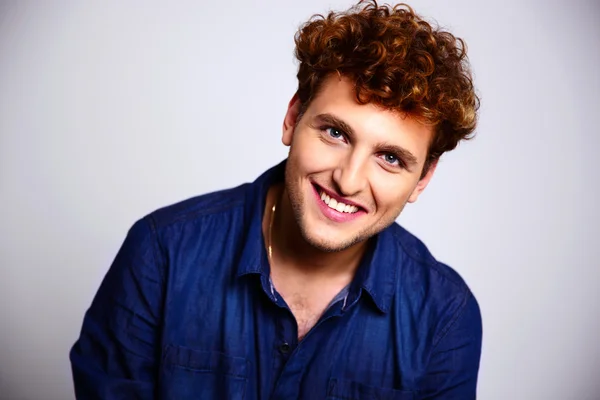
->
[383, 154, 399, 164]
[326, 127, 343, 139]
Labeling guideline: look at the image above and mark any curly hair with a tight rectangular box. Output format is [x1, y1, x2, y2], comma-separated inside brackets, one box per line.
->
[294, 1, 479, 175]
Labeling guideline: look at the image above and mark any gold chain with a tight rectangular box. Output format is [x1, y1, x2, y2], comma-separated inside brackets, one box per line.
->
[268, 196, 277, 262]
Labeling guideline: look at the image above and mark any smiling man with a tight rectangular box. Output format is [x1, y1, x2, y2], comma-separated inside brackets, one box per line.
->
[70, 1, 482, 399]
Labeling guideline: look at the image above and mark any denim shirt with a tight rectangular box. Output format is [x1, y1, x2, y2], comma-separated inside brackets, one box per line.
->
[70, 160, 482, 399]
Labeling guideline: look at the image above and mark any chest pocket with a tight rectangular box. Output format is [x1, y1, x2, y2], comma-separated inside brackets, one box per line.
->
[161, 345, 249, 400]
[327, 378, 415, 400]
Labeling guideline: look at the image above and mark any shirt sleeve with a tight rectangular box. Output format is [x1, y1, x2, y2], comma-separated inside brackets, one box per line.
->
[69, 216, 165, 399]
[419, 292, 483, 399]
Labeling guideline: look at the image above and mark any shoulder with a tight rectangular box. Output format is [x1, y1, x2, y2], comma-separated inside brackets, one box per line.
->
[388, 223, 469, 292]
[387, 223, 481, 343]
[146, 183, 250, 230]
[122, 183, 252, 263]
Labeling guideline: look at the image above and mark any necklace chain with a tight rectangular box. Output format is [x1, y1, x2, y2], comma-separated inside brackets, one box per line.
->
[268, 196, 277, 262]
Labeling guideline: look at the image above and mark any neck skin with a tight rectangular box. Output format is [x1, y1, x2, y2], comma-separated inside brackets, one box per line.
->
[262, 184, 368, 283]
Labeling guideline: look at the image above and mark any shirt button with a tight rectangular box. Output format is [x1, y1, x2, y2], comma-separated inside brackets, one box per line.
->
[279, 342, 291, 354]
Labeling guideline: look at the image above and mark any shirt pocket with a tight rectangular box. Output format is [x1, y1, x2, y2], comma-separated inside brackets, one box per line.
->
[161, 344, 249, 400]
[326, 378, 415, 400]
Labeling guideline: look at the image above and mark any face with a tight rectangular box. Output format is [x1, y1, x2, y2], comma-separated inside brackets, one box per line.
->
[282, 75, 437, 253]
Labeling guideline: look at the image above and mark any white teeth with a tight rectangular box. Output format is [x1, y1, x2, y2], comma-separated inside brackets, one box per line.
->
[318, 190, 358, 214]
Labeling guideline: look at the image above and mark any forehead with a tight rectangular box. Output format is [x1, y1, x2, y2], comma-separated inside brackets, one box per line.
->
[305, 76, 434, 158]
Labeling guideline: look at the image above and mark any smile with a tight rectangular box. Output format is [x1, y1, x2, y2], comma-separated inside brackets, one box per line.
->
[311, 184, 364, 223]
[319, 190, 359, 214]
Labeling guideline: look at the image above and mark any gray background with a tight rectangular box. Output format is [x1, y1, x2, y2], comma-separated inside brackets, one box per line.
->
[1, 1, 599, 399]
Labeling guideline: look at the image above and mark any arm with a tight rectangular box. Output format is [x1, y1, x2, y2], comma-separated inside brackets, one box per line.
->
[419, 293, 483, 399]
[70, 216, 165, 399]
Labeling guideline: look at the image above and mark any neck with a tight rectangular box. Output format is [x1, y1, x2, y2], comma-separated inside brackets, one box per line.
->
[263, 184, 368, 280]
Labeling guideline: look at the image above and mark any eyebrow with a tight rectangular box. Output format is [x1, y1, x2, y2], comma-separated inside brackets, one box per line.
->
[313, 113, 419, 169]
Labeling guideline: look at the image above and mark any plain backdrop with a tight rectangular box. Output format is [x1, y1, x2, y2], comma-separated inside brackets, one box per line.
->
[1, 1, 599, 399]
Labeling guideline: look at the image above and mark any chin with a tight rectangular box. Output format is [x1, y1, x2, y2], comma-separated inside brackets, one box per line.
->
[303, 235, 355, 253]
[298, 220, 369, 253]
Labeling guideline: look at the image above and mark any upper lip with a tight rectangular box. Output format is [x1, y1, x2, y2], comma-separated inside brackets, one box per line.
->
[313, 183, 367, 211]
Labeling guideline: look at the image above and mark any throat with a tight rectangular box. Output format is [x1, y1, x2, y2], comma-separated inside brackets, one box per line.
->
[265, 185, 367, 277]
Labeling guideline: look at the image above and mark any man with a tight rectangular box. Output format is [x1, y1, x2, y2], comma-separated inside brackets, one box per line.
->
[70, 1, 482, 399]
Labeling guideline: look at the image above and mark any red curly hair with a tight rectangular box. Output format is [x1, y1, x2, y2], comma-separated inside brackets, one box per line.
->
[294, 1, 479, 175]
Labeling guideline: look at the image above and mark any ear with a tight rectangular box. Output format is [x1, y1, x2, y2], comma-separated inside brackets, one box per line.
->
[282, 93, 302, 146]
[407, 159, 438, 203]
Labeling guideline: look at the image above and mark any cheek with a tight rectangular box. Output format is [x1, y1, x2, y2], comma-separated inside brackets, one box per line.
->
[291, 134, 339, 172]
[370, 175, 416, 212]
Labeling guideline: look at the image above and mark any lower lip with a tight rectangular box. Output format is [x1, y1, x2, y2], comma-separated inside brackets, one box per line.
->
[312, 184, 365, 223]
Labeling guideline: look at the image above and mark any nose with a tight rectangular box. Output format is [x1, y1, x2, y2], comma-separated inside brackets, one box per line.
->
[332, 150, 368, 197]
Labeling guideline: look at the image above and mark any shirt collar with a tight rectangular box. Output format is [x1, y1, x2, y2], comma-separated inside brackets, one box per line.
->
[349, 226, 399, 314]
[236, 160, 399, 314]
[236, 160, 285, 278]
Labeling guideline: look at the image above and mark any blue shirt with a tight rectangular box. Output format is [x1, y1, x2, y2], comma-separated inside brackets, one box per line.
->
[70, 161, 482, 399]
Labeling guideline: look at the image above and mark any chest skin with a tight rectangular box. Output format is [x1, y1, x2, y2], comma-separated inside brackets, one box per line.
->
[278, 286, 331, 340]
[270, 271, 350, 340]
